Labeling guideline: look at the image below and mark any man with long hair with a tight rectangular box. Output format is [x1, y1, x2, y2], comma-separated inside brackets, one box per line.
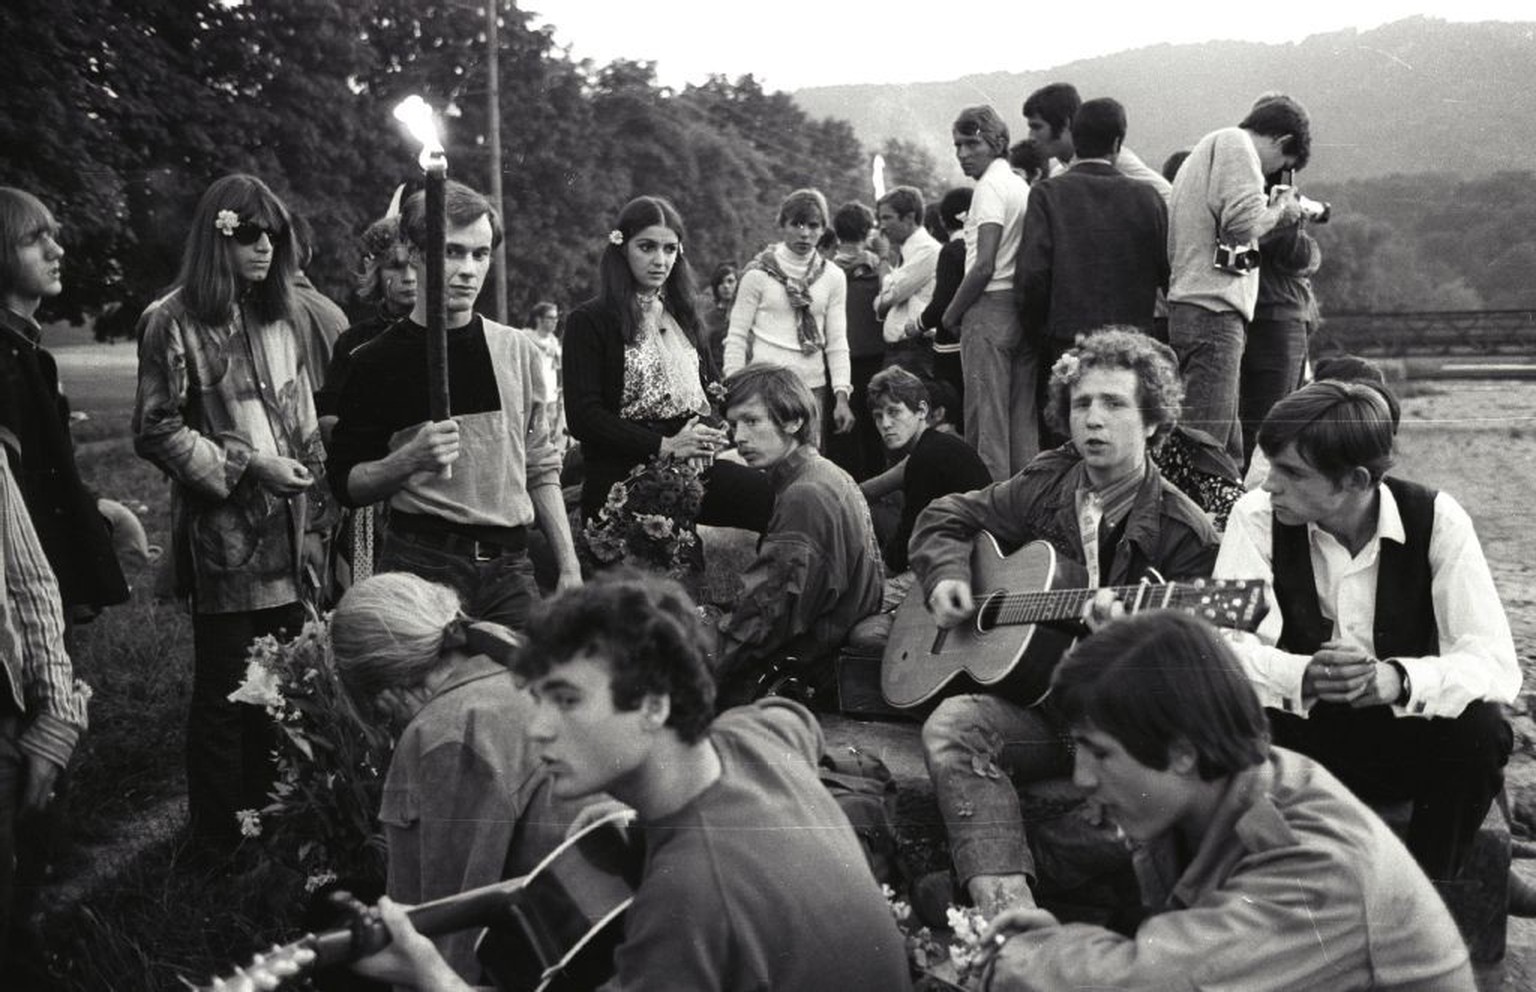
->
[713, 364, 883, 708]
[0, 187, 128, 619]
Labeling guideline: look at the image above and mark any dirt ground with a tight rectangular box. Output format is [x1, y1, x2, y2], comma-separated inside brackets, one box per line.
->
[1390, 380, 1536, 989]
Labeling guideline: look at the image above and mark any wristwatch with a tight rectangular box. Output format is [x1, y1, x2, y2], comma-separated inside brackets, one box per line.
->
[1385, 658, 1411, 706]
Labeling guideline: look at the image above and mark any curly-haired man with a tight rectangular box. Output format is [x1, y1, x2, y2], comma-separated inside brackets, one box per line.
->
[909, 327, 1218, 918]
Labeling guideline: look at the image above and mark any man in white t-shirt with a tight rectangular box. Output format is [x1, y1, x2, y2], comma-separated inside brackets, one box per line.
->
[942, 105, 1036, 480]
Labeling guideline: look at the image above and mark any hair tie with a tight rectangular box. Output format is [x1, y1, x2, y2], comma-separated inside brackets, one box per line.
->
[440, 614, 471, 654]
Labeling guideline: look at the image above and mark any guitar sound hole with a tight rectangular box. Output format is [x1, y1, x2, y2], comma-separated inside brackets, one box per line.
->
[974, 593, 1003, 634]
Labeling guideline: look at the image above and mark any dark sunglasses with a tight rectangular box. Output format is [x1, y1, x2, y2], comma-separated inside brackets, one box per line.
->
[232, 223, 282, 246]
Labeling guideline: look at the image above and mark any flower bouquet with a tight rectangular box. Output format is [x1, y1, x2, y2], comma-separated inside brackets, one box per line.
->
[228, 613, 391, 892]
[579, 454, 707, 579]
[884, 886, 996, 990]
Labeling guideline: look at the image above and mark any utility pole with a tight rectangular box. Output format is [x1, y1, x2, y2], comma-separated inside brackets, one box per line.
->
[486, 0, 508, 323]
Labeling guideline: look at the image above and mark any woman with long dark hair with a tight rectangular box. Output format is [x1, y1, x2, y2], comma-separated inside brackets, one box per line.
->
[133, 173, 332, 852]
[564, 195, 773, 538]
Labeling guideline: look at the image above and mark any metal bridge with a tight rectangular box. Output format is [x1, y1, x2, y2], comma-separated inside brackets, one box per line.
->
[1311, 309, 1536, 358]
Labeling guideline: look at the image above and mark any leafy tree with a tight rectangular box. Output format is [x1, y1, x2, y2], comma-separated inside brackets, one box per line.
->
[878, 137, 946, 206]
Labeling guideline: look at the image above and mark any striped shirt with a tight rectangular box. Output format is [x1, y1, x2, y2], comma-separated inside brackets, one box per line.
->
[0, 459, 87, 768]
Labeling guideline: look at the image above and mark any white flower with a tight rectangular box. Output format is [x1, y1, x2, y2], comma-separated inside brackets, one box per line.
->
[608, 229, 625, 246]
[304, 870, 338, 894]
[228, 659, 284, 709]
[215, 209, 240, 236]
[1050, 351, 1082, 385]
[235, 808, 263, 838]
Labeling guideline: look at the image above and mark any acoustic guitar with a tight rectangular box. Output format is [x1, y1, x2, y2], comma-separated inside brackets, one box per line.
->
[882, 538, 1267, 709]
[196, 810, 642, 992]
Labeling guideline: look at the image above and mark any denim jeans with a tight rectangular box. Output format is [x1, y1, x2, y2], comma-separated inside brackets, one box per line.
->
[961, 291, 1039, 481]
[1169, 302, 1246, 464]
[0, 715, 20, 963]
[1269, 700, 1512, 880]
[922, 693, 1126, 893]
[1239, 317, 1311, 467]
[188, 602, 307, 847]
[378, 529, 538, 631]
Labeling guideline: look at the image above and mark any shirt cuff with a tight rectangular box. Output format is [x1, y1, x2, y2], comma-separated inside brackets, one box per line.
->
[1392, 656, 1438, 718]
[18, 711, 82, 770]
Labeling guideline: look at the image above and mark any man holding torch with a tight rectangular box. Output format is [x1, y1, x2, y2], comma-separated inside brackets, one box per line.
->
[327, 179, 580, 629]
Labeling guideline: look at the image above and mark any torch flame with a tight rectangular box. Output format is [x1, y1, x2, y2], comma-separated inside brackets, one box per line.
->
[872, 154, 887, 201]
[392, 95, 446, 171]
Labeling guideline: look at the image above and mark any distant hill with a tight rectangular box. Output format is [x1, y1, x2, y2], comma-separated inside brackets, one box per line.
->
[792, 18, 1536, 185]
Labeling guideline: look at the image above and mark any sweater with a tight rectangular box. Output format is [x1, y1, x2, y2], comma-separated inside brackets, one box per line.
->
[1167, 127, 1270, 319]
[718, 446, 883, 686]
[725, 247, 850, 391]
[611, 700, 912, 992]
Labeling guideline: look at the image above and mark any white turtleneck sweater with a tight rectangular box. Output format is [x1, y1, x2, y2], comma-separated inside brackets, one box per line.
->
[723, 244, 850, 393]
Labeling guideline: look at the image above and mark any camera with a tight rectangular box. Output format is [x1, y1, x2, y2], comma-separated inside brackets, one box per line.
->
[1297, 196, 1331, 223]
[1276, 170, 1331, 224]
[1213, 242, 1261, 274]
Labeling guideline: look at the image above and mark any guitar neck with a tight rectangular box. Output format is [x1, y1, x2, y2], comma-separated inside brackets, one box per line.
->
[986, 583, 1187, 627]
[307, 879, 521, 968]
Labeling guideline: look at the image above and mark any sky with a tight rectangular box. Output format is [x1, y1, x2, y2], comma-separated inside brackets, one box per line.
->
[526, 1, 1533, 91]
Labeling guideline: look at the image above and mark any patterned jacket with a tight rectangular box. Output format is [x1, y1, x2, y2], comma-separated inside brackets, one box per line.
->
[133, 290, 331, 614]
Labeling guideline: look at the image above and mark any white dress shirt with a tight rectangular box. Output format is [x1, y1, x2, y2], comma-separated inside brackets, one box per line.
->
[1214, 485, 1520, 719]
[877, 227, 940, 344]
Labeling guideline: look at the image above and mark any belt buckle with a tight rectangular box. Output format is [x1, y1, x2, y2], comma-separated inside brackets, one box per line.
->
[471, 540, 497, 562]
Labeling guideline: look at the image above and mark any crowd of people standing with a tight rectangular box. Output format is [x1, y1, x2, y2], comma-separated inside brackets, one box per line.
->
[0, 68, 1523, 992]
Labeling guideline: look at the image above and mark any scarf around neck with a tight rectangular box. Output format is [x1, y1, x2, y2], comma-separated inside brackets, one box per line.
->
[746, 246, 827, 355]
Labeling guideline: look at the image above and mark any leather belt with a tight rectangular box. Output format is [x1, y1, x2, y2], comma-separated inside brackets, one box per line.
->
[387, 512, 527, 562]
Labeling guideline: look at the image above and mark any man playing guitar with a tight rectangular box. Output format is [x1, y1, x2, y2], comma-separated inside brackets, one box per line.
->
[249, 572, 912, 992]
[910, 327, 1218, 919]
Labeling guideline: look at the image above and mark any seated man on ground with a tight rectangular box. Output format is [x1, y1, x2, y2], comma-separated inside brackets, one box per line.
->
[979, 610, 1475, 991]
[1242, 353, 1400, 490]
[713, 364, 884, 708]
[858, 366, 990, 603]
[285, 573, 913, 992]
[910, 328, 1217, 918]
[1215, 380, 1520, 891]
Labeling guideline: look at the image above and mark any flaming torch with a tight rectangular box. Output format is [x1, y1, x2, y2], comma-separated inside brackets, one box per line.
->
[392, 96, 450, 428]
[872, 153, 887, 202]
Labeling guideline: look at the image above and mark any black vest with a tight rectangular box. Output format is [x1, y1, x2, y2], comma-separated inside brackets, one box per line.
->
[1272, 476, 1439, 660]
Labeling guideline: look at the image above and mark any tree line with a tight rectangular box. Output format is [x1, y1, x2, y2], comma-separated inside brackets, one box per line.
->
[7, 1, 1524, 336]
[1308, 171, 1536, 314]
[1, 0, 943, 338]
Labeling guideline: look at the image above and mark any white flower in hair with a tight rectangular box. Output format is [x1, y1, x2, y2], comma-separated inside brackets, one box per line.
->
[1051, 351, 1082, 385]
[608, 229, 625, 246]
[215, 209, 240, 236]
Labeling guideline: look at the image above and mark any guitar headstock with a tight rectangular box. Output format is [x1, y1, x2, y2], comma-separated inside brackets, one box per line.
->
[186, 939, 318, 991]
[1167, 578, 1268, 632]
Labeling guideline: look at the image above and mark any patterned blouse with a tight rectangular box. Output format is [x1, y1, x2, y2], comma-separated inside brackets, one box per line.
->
[620, 300, 708, 422]
[1152, 429, 1245, 533]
